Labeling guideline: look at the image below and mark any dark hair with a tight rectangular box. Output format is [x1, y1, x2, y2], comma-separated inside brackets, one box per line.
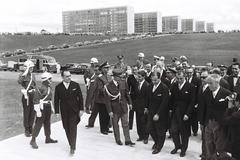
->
[138, 70, 146, 77]
[61, 70, 69, 77]
[151, 71, 161, 79]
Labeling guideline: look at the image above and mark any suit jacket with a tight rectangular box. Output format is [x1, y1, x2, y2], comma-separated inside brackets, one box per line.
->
[105, 80, 132, 115]
[188, 76, 202, 105]
[197, 85, 210, 126]
[133, 80, 149, 113]
[225, 75, 240, 100]
[54, 81, 84, 127]
[147, 82, 170, 126]
[203, 87, 231, 125]
[86, 74, 109, 104]
[223, 107, 240, 157]
[127, 74, 138, 101]
[169, 81, 196, 121]
[145, 72, 152, 84]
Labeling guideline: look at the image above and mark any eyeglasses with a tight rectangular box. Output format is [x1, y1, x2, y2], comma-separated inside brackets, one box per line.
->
[201, 76, 207, 79]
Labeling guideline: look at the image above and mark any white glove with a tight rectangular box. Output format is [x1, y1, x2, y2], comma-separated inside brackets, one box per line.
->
[183, 114, 189, 121]
[153, 114, 159, 121]
[34, 104, 42, 117]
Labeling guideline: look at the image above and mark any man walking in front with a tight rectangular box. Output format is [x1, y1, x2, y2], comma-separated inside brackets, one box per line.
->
[54, 70, 84, 155]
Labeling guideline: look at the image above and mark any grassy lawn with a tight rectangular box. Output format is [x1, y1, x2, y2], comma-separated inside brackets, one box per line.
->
[44, 33, 240, 66]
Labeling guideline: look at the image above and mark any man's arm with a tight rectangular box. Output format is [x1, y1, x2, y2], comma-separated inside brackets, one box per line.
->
[54, 85, 60, 114]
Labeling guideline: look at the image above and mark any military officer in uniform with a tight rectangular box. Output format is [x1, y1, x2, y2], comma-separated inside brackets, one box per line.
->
[30, 72, 57, 149]
[105, 69, 135, 146]
[18, 60, 36, 137]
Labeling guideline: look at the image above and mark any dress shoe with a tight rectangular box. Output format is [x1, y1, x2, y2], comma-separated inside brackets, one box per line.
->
[136, 138, 143, 141]
[70, 148, 75, 155]
[85, 125, 94, 128]
[170, 148, 180, 154]
[116, 140, 123, 145]
[45, 138, 58, 143]
[125, 141, 135, 146]
[25, 130, 31, 137]
[152, 143, 157, 150]
[101, 131, 108, 135]
[180, 151, 186, 157]
[108, 130, 113, 133]
[152, 149, 161, 154]
[30, 140, 38, 149]
[143, 139, 148, 144]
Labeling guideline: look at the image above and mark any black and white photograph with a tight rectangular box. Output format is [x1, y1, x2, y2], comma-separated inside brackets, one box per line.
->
[0, 0, 240, 159]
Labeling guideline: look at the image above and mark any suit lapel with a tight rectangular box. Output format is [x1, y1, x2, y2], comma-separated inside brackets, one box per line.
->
[214, 87, 222, 101]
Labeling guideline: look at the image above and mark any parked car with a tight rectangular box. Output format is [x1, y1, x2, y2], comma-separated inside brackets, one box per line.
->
[61, 63, 79, 71]
[47, 45, 58, 50]
[68, 63, 91, 74]
[14, 49, 26, 55]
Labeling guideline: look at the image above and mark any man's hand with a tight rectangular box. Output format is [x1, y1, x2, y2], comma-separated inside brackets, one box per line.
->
[183, 114, 189, 121]
[128, 104, 133, 110]
[153, 114, 159, 121]
[144, 108, 148, 114]
[109, 112, 114, 118]
[79, 110, 84, 117]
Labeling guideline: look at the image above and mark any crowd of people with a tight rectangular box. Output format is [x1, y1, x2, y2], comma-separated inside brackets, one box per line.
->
[17, 53, 240, 160]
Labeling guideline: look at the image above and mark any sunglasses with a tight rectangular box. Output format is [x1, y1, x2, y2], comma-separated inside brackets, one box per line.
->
[201, 76, 207, 79]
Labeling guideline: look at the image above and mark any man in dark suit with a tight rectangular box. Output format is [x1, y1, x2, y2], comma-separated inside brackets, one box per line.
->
[145, 63, 152, 84]
[147, 71, 170, 154]
[85, 61, 112, 135]
[197, 70, 210, 160]
[203, 74, 231, 160]
[85, 65, 100, 128]
[127, 65, 139, 130]
[54, 70, 84, 155]
[134, 70, 149, 144]
[169, 70, 195, 157]
[225, 63, 240, 101]
[105, 69, 135, 146]
[185, 67, 202, 136]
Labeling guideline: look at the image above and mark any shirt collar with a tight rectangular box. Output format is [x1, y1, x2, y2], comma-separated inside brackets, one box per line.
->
[212, 86, 220, 97]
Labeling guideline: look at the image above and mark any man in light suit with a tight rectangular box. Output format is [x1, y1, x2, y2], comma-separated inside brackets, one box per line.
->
[203, 74, 231, 160]
[54, 70, 84, 155]
[147, 71, 170, 154]
[105, 69, 135, 146]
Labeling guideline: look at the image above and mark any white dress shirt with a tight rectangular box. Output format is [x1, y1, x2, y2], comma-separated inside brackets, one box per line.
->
[152, 81, 161, 92]
[178, 80, 186, 90]
[63, 81, 70, 89]
[212, 86, 220, 99]
[138, 80, 145, 90]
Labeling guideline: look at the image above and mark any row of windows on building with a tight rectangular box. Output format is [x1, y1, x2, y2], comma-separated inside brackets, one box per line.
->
[62, 6, 215, 34]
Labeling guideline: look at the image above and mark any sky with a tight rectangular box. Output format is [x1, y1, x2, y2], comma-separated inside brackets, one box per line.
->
[0, 0, 240, 33]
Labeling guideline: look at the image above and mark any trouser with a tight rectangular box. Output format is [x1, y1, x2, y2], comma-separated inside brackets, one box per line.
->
[205, 120, 226, 160]
[128, 109, 135, 130]
[87, 103, 99, 126]
[32, 104, 51, 138]
[136, 111, 149, 139]
[190, 108, 199, 134]
[22, 95, 35, 133]
[112, 113, 131, 142]
[201, 126, 207, 159]
[170, 115, 190, 152]
[96, 103, 110, 133]
[62, 110, 79, 150]
[148, 114, 167, 150]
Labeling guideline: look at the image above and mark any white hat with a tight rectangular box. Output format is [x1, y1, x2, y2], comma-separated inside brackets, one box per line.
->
[41, 72, 52, 81]
[138, 52, 145, 58]
[24, 60, 34, 68]
[160, 56, 165, 61]
[90, 57, 98, 64]
[153, 55, 160, 59]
